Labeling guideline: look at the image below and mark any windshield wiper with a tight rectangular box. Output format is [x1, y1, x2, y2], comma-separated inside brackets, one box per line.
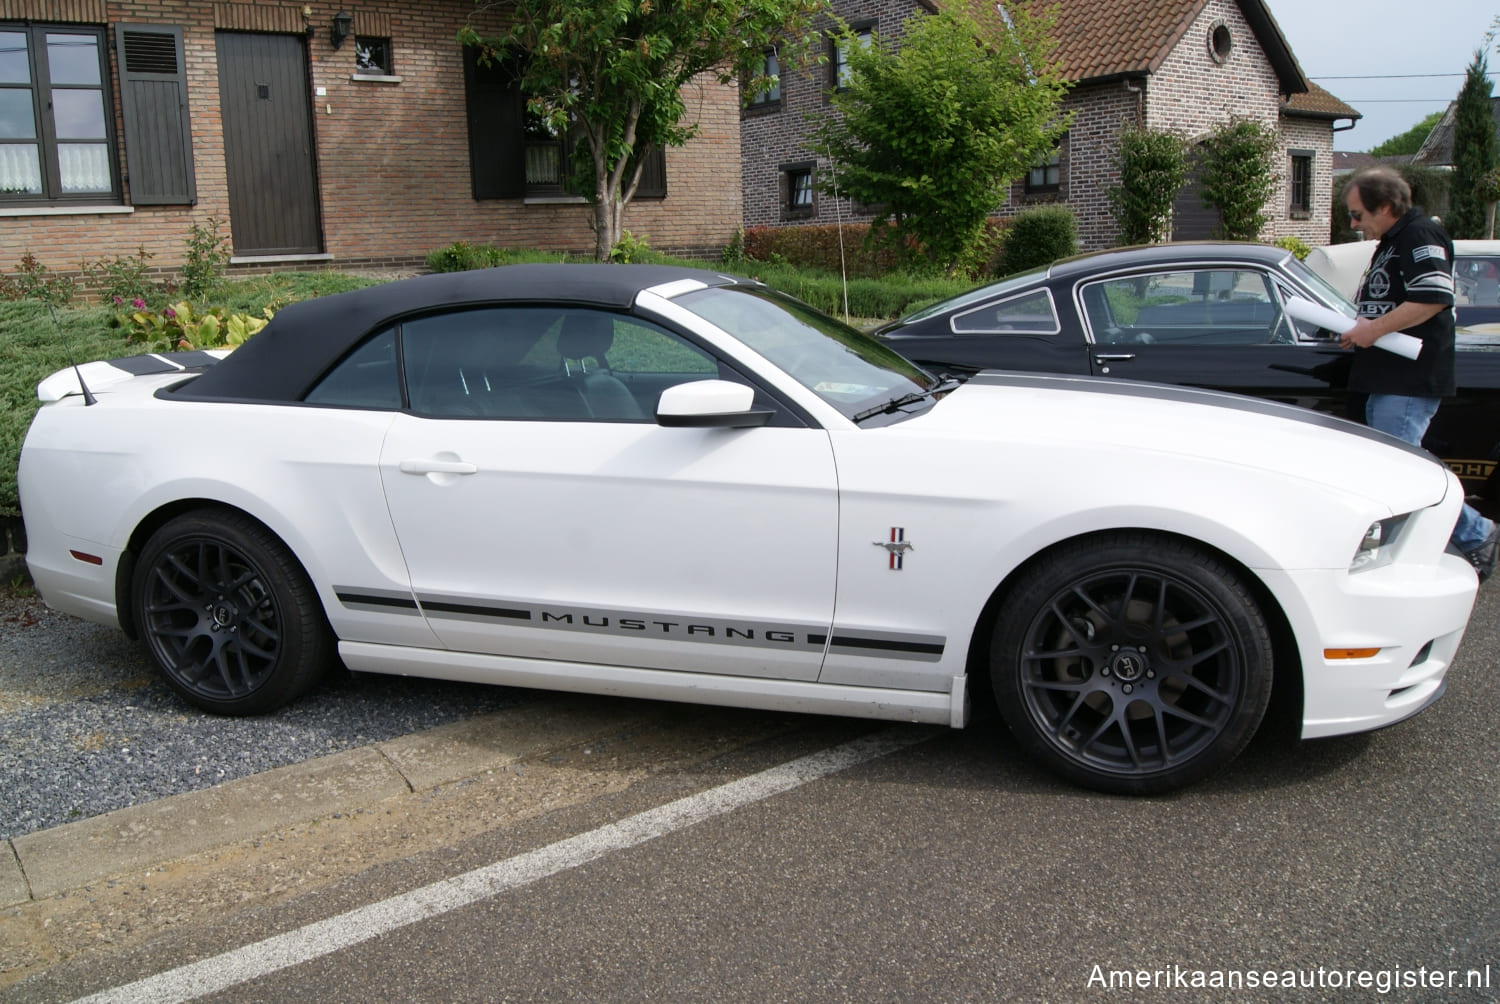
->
[852, 380, 957, 424]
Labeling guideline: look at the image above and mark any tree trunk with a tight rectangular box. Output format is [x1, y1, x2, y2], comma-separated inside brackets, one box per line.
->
[1487, 201, 1496, 240]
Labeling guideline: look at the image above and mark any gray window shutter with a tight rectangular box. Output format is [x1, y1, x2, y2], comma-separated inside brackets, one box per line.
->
[634, 145, 666, 199]
[463, 47, 525, 199]
[115, 24, 196, 205]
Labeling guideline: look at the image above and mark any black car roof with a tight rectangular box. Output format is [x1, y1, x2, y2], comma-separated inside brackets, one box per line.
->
[174, 263, 738, 402]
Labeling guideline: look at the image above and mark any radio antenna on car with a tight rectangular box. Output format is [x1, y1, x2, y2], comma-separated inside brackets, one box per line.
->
[46, 302, 97, 406]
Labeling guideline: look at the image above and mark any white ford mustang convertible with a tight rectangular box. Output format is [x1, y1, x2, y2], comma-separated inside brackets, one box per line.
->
[19, 264, 1479, 793]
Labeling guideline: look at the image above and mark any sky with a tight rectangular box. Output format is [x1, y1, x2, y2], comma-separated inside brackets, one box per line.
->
[1261, 0, 1497, 152]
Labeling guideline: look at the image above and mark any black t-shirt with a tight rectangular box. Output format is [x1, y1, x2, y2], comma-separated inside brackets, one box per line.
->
[1349, 208, 1456, 397]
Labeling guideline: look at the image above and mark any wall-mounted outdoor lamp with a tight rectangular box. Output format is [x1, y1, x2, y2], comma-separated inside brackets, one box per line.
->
[330, 11, 353, 49]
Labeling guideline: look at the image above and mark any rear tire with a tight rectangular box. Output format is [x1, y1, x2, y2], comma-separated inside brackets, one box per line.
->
[132, 510, 331, 715]
[991, 533, 1272, 795]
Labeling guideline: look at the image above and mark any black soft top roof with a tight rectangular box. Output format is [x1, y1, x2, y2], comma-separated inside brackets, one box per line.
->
[174, 263, 737, 402]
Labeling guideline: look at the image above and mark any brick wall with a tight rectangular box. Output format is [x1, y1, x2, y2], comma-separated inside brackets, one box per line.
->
[0, 0, 743, 286]
[739, 0, 924, 231]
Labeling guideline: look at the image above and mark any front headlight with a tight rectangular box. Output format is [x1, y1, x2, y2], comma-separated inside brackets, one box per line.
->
[1350, 514, 1410, 572]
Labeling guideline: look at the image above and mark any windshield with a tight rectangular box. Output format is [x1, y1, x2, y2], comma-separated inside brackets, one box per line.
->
[673, 284, 937, 421]
[1285, 256, 1359, 320]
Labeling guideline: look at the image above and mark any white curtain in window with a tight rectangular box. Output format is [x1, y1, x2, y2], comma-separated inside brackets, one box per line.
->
[0, 143, 41, 193]
[58, 142, 109, 192]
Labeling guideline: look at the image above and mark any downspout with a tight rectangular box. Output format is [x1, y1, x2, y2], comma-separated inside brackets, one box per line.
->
[1123, 76, 1144, 125]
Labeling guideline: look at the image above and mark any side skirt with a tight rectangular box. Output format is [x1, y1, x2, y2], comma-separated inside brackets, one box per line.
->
[339, 642, 969, 728]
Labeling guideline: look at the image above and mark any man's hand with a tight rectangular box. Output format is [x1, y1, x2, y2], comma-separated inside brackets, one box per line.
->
[1339, 318, 1382, 349]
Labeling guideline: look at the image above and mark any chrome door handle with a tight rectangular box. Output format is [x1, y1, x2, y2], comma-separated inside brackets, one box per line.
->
[1094, 353, 1137, 362]
[399, 459, 478, 475]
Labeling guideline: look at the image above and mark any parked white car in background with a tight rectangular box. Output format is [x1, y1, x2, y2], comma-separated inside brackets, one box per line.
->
[18, 264, 1479, 794]
[1305, 239, 1500, 329]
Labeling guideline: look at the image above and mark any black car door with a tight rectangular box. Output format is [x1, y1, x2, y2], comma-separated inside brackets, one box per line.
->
[1075, 265, 1357, 420]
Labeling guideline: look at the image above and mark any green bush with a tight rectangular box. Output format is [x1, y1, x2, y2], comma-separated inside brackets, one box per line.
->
[426, 241, 507, 272]
[0, 253, 76, 305]
[181, 217, 232, 299]
[1000, 205, 1077, 275]
[1272, 235, 1311, 260]
[741, 220, 1007, 279]
[121, 300, 274, 352]
[79, 246, 159, 306]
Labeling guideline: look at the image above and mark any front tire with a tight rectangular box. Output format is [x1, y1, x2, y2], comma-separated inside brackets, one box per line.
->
[991, 533, 1272, 795]
[132, 510, 331, 715]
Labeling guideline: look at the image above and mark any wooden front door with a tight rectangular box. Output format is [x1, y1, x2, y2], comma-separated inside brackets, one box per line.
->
[215, 32, 321, 256]
[1171, 149, 1219, 242]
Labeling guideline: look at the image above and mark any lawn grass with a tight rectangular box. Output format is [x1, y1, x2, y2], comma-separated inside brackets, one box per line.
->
[0, 257, 974, 519]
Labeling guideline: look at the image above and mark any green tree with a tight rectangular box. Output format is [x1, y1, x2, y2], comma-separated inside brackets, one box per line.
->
[1108, 126, 1189, 245]
[460, 0, 823, 261]
[1198, 118, 1278, 241]
[1450, 49, 1497, 239]
[813, 6, 1070, 273]
[1367, 111, 1444, 157]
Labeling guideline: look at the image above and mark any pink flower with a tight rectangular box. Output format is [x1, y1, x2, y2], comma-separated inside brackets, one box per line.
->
[132, 298, 146, 309]
[163, 307, 176, 319]
[113, 296, 123, 305]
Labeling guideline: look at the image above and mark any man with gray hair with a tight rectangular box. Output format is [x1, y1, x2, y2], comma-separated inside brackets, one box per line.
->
[1342, 166, 1497, 580]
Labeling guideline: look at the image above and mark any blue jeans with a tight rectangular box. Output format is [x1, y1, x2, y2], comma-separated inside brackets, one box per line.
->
[1366, 394, 1494, 551]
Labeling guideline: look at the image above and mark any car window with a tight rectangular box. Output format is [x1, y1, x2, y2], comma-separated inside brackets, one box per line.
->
[1079, 269, 1290, 346]
[303, 326, 402, 409]
[398, 306, 721, 422]
[1457, 256, 1500, 307]
[951, 288, 1060, 335]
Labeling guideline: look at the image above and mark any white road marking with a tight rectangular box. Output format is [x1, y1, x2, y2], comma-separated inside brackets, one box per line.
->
[74, 727, 930, 1003]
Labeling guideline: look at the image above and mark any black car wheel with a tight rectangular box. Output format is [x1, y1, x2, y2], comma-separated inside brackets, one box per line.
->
[133, 509, 331, 715]
[991, 533, 1272, 795]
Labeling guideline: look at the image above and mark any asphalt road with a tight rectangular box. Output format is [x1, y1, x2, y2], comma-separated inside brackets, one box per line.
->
[4, 580, 1499, 1001]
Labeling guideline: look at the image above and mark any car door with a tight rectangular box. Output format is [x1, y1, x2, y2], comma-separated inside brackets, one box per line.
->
[377, 304, 839, 682]
[1077, 265, 1355, 419]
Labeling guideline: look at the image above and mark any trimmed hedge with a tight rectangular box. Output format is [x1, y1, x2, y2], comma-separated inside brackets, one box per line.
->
[742, 220, 1008, 279]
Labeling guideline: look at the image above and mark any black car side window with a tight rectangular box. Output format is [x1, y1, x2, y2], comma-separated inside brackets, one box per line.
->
[951, 289, 1060, 335]
[303, 327, 401, 409]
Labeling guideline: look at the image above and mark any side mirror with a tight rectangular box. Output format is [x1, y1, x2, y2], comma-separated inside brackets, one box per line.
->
[655, 379, 773, 428]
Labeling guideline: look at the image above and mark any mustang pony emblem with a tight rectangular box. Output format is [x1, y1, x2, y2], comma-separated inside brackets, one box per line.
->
[874, 528, 913, 570]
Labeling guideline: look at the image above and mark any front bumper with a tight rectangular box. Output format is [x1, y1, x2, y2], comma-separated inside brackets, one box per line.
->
[1263, 553, 1477, 739]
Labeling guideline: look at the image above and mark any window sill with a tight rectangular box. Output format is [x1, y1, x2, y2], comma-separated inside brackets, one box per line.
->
[524, 195, 587, 205]
[1290, 211, 1312, 220]
[0, 203, 134, 217]
[350, 73, 401, 84]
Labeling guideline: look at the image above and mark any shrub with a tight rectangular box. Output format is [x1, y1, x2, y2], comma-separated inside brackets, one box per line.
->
[1273, 235, 1311, 260]
[1109, 126, 1189, 245]
[741, 221, 1007, 279]
[1198, 119, 1278, 241]
[79, 246, 158, 305]
[122, 300, 273, 352]
[426, 241, 507, 272]
[1000, 206, 1077, 275]
[610, 230, 668, 264]
[0, 253, 76, 305]
[181, 217, 232, 299]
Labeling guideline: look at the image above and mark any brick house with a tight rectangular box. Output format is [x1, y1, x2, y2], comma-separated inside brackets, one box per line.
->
[741, 0, 1359, 251]
[0, 1, 742, 285]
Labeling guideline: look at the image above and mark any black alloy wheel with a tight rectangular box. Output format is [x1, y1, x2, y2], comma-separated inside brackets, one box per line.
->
[133, 510, 331, 715]
[991, 533, 1273, 795]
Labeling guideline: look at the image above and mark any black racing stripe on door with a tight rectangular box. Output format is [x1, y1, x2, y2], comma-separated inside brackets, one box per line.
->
[419, 599, 533, 621]
[336, 590, 420, 611]
[809, 633, 947, 657]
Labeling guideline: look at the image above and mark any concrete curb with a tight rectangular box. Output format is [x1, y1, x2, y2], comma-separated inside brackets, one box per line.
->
[1, 696, 662, 907]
